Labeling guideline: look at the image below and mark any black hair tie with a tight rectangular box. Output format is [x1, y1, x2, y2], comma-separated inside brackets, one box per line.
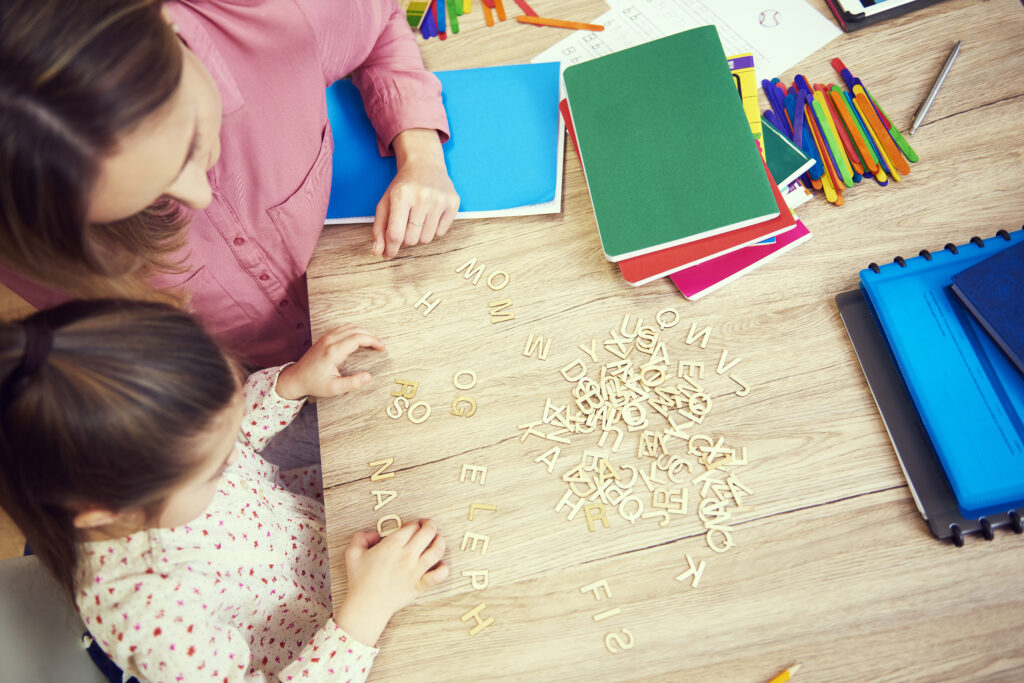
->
[0, 317, 55, 418]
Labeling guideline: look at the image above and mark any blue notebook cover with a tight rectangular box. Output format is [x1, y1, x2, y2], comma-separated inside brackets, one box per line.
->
[950, 241, 1024, 376]
[859, 229, 1024, 518]
[325, 62, 562, 223]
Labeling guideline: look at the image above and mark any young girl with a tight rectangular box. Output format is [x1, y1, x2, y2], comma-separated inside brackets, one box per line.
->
[0, 299, 448, 682]
[0, 0, 459, 368]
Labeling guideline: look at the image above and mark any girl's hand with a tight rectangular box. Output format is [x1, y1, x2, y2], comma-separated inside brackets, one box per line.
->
[275, 324, 385, 400]
[372, 129, 460, 260]
[334, 519, 449, 646]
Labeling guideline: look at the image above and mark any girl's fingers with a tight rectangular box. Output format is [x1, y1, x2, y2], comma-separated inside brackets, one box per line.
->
[435, 198, 460, 239]
[406, 518, 439, 555]
[371, 199, 389, 257]
[420, 560, 449, 588]
[327, 372, 371, 395]
[417, 533, 446, 573]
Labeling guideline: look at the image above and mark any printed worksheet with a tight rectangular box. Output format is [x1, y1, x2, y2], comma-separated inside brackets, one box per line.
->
[532, 0, 840, 78]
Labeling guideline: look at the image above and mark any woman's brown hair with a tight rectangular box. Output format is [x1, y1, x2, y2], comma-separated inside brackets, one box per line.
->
[0, 299, 238, 599]
[0, 0, 188, 298]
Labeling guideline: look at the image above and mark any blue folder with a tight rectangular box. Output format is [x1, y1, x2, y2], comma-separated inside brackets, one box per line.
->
[859, 229, 1024, 518]
[325, 62, 561, 222]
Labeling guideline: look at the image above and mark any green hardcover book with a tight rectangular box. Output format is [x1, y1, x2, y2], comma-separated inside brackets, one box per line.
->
[762, 117, 814, 189]
[563, 26, 779, 262]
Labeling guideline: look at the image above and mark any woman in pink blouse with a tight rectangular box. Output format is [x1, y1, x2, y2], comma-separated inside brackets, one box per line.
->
[0, 0, 459, 368]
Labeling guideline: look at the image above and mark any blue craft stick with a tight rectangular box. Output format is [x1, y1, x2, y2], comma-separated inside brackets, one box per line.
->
[791, 90, 805, 149]
[761, 79, 789, 137]
[437, 0, 446, 33]
[843, 89, 889, 185]
[786, 91, 823, 181]
[420, 9, 431, 38]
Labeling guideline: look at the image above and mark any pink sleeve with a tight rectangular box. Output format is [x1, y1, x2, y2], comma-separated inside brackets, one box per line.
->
[295, 0, 450, 154]
[0, 262, 68, 312]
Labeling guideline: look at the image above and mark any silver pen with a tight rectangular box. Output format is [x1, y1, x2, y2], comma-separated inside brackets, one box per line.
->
[910, 40, 961, 135]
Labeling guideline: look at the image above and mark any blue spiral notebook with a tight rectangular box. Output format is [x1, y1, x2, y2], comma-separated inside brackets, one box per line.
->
[857, 229, 1024, 520]
[324, 62, 564, 224]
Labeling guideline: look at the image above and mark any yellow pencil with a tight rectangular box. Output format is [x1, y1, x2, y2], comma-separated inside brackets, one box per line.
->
[767, 663, 802, 683]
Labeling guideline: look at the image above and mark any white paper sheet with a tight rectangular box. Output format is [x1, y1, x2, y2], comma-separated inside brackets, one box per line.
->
[532, 0, 840, 79]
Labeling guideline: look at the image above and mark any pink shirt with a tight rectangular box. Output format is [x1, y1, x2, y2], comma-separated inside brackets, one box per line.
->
[1, 0, 449, 367]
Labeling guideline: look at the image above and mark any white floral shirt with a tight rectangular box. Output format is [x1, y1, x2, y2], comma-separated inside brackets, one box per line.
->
[76, 367, 376, 682]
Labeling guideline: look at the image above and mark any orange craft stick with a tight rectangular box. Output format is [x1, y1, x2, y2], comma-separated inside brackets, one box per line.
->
[853, 86, 910, 176]
[493, 0, 506, 21]
[828, 87, 878, 174]
[817, 84, 864, 176]
[481, 0, 494, 26]
[516, 15, 605, 31]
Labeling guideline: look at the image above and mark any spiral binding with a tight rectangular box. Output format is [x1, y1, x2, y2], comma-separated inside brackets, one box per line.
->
[866, 227, 1017, 274]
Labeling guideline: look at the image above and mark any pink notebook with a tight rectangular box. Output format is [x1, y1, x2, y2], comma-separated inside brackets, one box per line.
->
[670, 220, 811, 300]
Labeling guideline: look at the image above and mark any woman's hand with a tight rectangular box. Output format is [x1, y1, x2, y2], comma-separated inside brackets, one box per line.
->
[275, 324, 385, 400]
[334, 519, 449, 646]
[372, 129, 460, 260]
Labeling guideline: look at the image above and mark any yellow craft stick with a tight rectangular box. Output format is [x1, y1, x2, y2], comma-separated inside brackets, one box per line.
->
[853, 97, 901, 182]
[463, 0, 471, 13]
[516, 15, 605, 31]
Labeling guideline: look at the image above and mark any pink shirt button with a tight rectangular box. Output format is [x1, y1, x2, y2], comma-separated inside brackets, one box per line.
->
[233, 237, 246, 246]
[279, 300, 289, 308]
[260, 273, 270, 281]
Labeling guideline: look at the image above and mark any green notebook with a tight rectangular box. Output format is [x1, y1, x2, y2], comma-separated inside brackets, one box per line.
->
[563, 26, 779, 262]
[762, 117, 814, 189]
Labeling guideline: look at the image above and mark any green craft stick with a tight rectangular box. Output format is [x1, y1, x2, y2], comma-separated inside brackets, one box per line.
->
[836, 87, 880, 168]
[812, 93, 853, 187]
[447, 0, 460, 32]
[866, 90, 919, 163]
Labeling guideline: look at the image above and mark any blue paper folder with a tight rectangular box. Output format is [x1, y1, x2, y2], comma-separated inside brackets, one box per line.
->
[859, 229, 1024, 518]
[325, 62, 562, 223]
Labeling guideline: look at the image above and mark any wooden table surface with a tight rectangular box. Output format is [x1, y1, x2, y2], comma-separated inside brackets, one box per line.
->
[308, 1, 1024, 680]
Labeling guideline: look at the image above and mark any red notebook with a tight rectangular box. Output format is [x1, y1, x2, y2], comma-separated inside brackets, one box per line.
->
[617, 157, 795, 286]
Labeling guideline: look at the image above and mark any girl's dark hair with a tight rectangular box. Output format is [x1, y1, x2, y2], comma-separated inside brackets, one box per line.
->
[0, 299, 239, 599]
[0, 0, 188, 298]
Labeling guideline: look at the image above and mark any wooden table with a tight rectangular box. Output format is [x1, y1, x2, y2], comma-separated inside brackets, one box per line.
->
[308, 1, 1024, 680]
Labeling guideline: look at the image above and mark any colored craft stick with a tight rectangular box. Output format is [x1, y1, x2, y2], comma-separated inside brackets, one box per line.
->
[854, 96, 901, 182]
[817, 84, 864, 177]
[833, 58, 918, 164]
[853, 86, 909, 175]
[761, 78, 789, 136]
[829, 86, 877, 174]
[796, 89, 841, 196]
[481, 0, 494, 26]
[436, 0, 446, 33]
[517, 15, 604, 30]
[406, 1, 431, 28]
[482, 0, 494, 6]
[867, 90, 919, 162]
[791, 90, 805, 150]
[464, 0, 471, 12]
[446, 0, 459, 32]
[493, 0, 506, 21]
[807, 102, 844, 196]
[841, 89, 887, 183]
[811, 90, 854, 186]
[513, 0, 538, 16]
[420, 3, 435, 38]
[797, 83, 844, 193]
[784, 92, 821, 181]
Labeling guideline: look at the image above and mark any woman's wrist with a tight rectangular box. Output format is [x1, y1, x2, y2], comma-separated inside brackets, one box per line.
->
[392, 128, 444, 166]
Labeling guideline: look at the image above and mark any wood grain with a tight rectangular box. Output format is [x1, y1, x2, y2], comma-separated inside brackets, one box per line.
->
[315, 0, 1024, 680]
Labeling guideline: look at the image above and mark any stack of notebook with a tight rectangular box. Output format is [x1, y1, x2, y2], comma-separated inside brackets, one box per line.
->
[561, 26, 814, 298]
[837, 228, 1024, 545]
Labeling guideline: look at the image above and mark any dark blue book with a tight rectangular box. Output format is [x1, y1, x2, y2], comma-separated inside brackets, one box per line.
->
[951, 241, 1024, 377]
